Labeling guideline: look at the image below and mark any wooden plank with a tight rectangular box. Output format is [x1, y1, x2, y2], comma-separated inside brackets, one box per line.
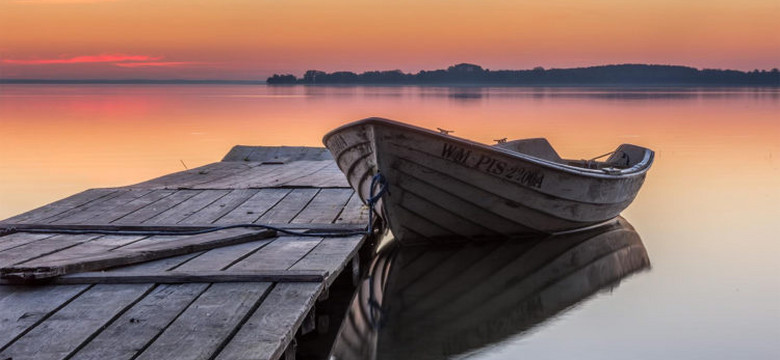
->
[2, 229, 276, 280]
[284, 161, 350, 187]
[192, 163, 284, 189]
[215, 188, 291, 224]
[144, 190, 230, 224]
[170, 162, 260, 189]
[49, 189, 153, 224]
[256, 188, 319, 224]
[0, 284, 153, 360]
[106, 253, 203, 274]
[265, 160, 338, 188]
[0, 233, 56, 253]
[263, 160, 336, 187]
[220, 145, 256, 162]
[177, 189, 258, 224]
[14, 235, 147, 266]
[130, 162, 254, 189]
[0, 285, 89, 349]
[83, 189, 177, 224]
[133, 282, 272, 360]
[129, 163, 221, 188]
[40, 270, 328, 285]
[230, 236, 324, 271]
[169, 239, 275, 272]
[291, 188, 353, 224]
[0, 188, 119, 224]
[114, 233, 217, 252]
[221, 145, 332, 162]
[112, 190, 202, 224]
[201, 160, 334, 189]
[0, 234, 100, 269]
[0, 283, 12, 302]
[214, 282, 322, 360]
[69, 284, 209, 360]
[335, 190, 369, 225]
[290, 235, 365, 283]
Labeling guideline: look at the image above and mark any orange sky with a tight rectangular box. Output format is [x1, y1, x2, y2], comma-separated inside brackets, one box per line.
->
[0, 0, 778, 79]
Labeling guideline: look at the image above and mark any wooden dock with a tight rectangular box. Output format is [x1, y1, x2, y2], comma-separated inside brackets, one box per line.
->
[0, 146, 372, 360]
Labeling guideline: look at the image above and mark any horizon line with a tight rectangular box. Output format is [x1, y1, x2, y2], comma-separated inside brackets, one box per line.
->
[3, 63, 778, 85]
[0, 79, 267, 84]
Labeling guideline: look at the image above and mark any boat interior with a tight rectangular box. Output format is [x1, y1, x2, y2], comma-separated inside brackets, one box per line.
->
[494, 138, 648, 171]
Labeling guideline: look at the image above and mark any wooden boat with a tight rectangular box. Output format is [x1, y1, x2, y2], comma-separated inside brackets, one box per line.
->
[329, 217, 651, 360]
[323, 117, 654, 243]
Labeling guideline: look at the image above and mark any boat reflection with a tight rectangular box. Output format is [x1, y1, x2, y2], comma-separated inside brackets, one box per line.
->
[329, 217, 650, 360]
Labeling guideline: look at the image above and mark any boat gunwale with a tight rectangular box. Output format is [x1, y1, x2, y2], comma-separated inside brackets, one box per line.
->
[323, 117, 654, 180]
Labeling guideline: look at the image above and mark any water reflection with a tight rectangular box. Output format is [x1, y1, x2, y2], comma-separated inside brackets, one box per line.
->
[447, 88, 486, 101]
[330, 217, 650, 360]
[258, 85, 780, 102]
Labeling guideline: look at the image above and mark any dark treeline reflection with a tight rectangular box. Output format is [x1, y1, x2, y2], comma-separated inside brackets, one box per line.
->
[328, 217, 650, 360]
[268, 63, 780, 86]
[280, 85, 780, 102]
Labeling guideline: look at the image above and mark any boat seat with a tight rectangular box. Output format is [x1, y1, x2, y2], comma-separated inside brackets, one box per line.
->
[606, 144, 647, 168]
[493, 138, 563, 163]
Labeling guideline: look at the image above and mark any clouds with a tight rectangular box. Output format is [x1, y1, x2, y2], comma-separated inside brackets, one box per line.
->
[3, 54, 160, 65]
[10, 0, 120, 4]
[114, 61, 198, 68]
[1, 54, 196, 68]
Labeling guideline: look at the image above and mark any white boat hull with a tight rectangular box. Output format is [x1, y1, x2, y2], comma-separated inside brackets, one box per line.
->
[324, 118, 653, 243]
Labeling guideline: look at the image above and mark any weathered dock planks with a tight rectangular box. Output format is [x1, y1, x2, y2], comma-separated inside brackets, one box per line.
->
[0, 145, 371, 360]
[2, 228, 277, 280]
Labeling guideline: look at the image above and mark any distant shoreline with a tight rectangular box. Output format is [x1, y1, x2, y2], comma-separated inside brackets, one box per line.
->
[268, 63, 780, 86]
[2, 63, 778, 87]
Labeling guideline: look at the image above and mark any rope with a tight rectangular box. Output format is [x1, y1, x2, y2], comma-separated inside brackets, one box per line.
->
[367, 243, 396, 330]
[366, 172, 389, 235]
[588, 150, 617, 161]
[1, 174, 391, 239]
[1, 223, 367, 238]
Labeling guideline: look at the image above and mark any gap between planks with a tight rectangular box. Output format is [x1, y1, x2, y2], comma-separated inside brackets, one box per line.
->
[0, 223, 365, 234]
[0, 270, 328, 285]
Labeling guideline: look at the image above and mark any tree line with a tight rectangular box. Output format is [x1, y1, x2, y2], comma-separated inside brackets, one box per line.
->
[267, 63, 780, 86]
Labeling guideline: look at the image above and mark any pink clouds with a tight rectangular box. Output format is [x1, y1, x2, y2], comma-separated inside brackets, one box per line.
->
[3, 54, 161, 65]
[1, 54, 196, 68]
[114, 61, 198, 68]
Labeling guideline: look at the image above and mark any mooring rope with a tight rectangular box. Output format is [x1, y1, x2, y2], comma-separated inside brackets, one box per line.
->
[2, 223, 367, 238]
[366, 172, 389, 235]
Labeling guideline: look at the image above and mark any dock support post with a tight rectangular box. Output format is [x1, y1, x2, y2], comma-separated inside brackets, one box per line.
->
[283, 337, 297, 360]
[318, 287, 330, 302]
[301, 308, 316, 335]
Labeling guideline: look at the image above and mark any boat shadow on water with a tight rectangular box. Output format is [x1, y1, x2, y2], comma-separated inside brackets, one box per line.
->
[329, 217, 650, 360]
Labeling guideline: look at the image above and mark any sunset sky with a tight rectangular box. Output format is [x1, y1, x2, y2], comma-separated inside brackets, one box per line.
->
[1, 0, 778, 80]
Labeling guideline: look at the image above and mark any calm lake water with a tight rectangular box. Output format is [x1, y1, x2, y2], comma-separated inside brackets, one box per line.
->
[1, 85, 779, 359]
